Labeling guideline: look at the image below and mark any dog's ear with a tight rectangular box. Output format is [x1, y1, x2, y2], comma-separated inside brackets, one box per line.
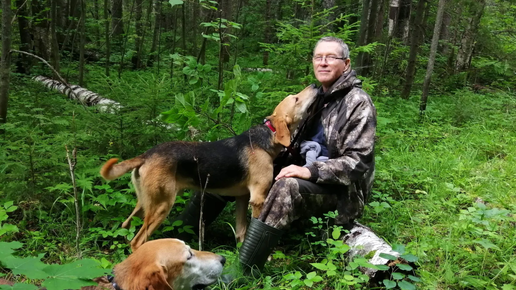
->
[116, 263, 172, 290]
[146, 265, 171, 290]
[269, 116, 291, 147]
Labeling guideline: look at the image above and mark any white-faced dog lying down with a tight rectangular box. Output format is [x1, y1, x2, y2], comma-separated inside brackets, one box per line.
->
[109, 238, 225, 290]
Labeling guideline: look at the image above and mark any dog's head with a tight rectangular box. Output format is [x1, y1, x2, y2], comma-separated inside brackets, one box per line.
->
[267, 85, 318, 147]
[114, 239, 225, 290]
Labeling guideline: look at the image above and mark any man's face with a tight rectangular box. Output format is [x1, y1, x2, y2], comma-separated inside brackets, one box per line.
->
[312, 41, 350, 91]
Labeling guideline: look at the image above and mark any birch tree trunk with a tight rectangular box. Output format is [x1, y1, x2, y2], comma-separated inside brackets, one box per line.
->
[33, 76, 121, 112]
[420, 0, 447, 113]
[388, 0, 399, 36]
[455, 0, 486, 71]
[395, 0, 411, 43]
[0, 0, 12, 128]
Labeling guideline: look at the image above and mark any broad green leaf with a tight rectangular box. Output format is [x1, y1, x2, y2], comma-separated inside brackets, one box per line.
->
[42, 278, 97, 290]
[397, 263, 413, 271]
[168, 0, 183, 7]
[310, 263, 327, 270]
[306, 271, 316, 279]
[332, 227, 341, 239]
[379, 253, 397, 261]
[400, 253, 418, 262]
[0, 283, 38, 290]
[3, 256, 48, 279]
[408, 275, 421, 282]
[392, 244, 406, 254]
[392, 272, 406, 280]
[383, 279, 396, 289]
[303, 280, 313, 287]
[398, 280, 416, 290]
[235, 102, 247, 113]
[474, 239, 500, 250]
[375, 264, 390, 271]
[45, 259, 108, 279]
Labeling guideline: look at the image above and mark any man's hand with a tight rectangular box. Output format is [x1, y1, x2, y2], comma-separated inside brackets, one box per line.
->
[275, 165, 311, 180]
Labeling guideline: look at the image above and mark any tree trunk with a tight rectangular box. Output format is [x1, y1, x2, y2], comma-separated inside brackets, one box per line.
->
[61, 0, 79, 53]
[94, 0, 102, 48]
[395, 0, 411, 43]
[111, 0, 124, 42]
[50, 0, 61, 78]
[15, 0, 33, 74]
[78, 0, 86, 85]
[33, 76, 121, 112]
[221, 0, 232, 64]
[263, 0, 272, 66]
[192, 0, 199, 55]
[322, 0, 335, 30]
[104, 0, 111, 76]
[455, 0, 486, 71]
[420, 0, 447, 113]
[374, 0, 386, 39]
[361, 0, 380, 76]
[132, 0, 144, 69]
[388, 0, 399, 36]
[355, 0, 371, 75]
[31, 0, 50, 59]
[148, 0, 162, 67]
[438, 10, 451, 54]
[0, 0, 12, 128]
[400, 0, 426, 99]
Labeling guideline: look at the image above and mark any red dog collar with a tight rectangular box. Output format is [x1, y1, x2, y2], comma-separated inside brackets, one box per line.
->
[264, 119, 276, 132]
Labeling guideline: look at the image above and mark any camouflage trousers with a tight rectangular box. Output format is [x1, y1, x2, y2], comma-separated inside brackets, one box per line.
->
[258, 177, 359, 230]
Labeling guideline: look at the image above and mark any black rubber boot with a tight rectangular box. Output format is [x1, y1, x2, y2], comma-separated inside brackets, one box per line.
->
[164, 191, 230, 241]
[239, 218, 283, 276]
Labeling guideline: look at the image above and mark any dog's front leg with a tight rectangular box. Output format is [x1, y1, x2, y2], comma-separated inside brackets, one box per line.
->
[248, 180, 272, 218]
[235, 195, 250, 243]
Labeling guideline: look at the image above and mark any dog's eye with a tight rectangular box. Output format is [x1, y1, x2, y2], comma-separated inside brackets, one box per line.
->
[294, 97, 298, 103]
[187, 250, 194, 260]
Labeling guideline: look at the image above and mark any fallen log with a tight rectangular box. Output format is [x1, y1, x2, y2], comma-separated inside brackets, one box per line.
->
[33, 75, 121, 113]
[343, 222, 401, 277]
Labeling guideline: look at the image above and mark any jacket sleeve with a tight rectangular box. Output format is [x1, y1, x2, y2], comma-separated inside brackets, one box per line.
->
[305, 95, 376, 185]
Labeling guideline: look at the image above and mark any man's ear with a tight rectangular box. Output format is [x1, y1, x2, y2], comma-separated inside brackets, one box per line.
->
[270, 116, 291, 147]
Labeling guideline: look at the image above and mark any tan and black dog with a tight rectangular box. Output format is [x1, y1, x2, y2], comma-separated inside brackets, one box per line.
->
[100, 85, 318, 251]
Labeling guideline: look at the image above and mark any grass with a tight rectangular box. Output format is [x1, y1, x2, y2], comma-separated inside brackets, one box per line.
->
[1, 69, 515, 289]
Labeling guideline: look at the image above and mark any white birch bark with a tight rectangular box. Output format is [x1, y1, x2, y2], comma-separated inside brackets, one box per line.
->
[33, 75, 121, 113]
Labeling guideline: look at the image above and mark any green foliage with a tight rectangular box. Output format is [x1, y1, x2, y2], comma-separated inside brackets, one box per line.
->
[0, 242, 109, 290]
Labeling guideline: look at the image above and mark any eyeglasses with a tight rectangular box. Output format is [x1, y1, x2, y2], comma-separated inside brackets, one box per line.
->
[312, 55, 346, 64]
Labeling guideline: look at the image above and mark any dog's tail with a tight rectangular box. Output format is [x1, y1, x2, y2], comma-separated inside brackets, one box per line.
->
[100, 157, 145, 180]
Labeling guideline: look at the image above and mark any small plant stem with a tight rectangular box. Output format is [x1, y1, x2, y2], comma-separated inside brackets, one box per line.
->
[66, 144, 81, 258]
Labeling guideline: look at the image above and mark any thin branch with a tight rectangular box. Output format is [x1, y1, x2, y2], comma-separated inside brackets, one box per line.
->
[10, 50, 79, 100]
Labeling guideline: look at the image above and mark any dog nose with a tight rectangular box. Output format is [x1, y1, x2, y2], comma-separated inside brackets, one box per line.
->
[219, 255, 226, 266]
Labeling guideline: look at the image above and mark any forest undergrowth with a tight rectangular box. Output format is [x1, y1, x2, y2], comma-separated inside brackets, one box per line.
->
[1, 66, 515, 290]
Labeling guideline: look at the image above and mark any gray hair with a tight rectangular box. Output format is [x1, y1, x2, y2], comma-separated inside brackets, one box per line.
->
[313, 37, 350, 59]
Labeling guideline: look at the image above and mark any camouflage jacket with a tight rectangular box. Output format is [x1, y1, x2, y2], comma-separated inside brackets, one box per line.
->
[296, 70, 377, 224]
